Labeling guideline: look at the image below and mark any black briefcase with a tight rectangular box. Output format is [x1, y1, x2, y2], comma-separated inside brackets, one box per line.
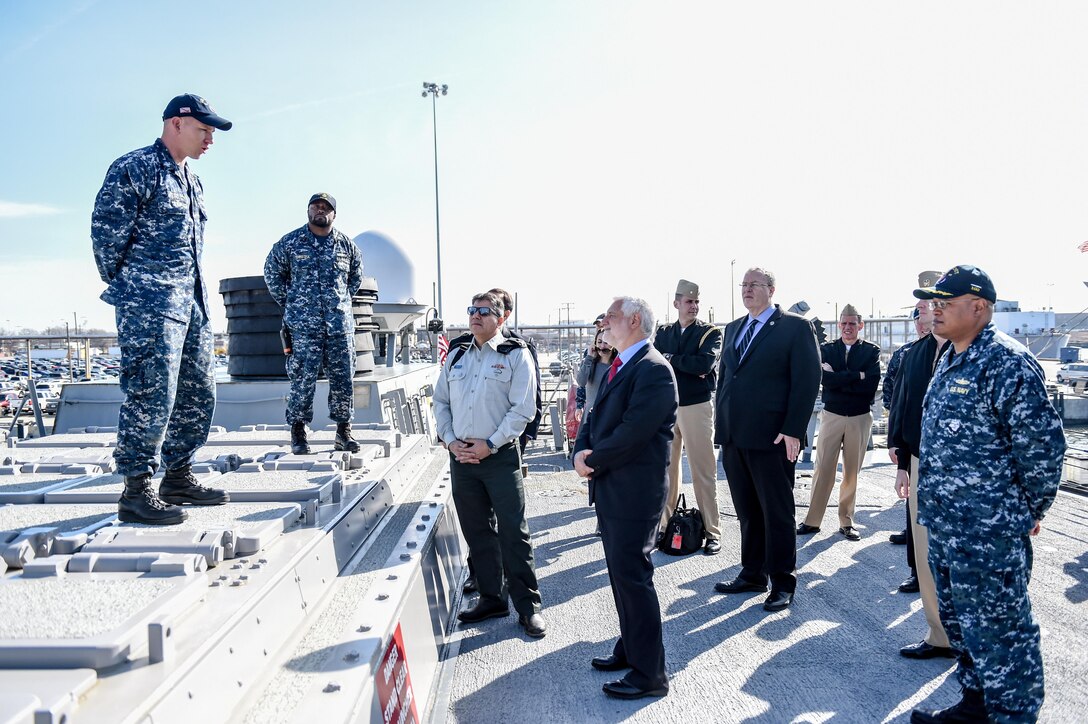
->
[658, 493, 705, 556]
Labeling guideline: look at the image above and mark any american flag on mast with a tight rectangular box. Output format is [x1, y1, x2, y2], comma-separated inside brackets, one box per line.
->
[437, 334, 449, 364]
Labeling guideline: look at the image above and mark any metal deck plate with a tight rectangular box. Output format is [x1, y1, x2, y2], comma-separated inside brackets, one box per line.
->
[310, 428, 397, 457]
[42, 470, 223, 504]
[199, 430, 293, 447]
[2, 447, 82, 465]
[13, 433, 116, 449]
[219, 469, 341, 499]
[3, 446, 117, 473]
[189, 444, 287, 473]
[0, 571, 207, 669]
[0, 471, 95, 504]
[213, 470, 343, 526]
[0, 503, 117, 568]
[95, 501, 304, 559]
[260, 448, 377, 471]
[0, 668, 97, 724]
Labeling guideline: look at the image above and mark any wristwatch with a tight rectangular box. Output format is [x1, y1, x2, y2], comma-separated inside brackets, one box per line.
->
[486, 439, 497, 452]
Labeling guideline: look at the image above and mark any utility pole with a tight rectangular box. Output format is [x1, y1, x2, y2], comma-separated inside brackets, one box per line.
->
[559, 302, 574, 352]
[65, 321, 72, 382]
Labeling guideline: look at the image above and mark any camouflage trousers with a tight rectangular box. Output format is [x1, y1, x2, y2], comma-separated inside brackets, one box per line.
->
[929, 533, 1043, 723]
[114, 302, 215, 477]
[285, 332, 355, 425]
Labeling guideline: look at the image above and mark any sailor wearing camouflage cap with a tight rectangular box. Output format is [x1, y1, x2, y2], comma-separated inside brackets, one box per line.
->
[910, 264, 1065, 723]
[264, 193, 364, 455]
[91, 93, 233, 525]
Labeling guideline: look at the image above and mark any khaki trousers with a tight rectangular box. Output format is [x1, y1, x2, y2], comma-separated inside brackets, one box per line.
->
[804, 410, 871, 529]
[660, 399, 720, 539]
[910, 455, 949, 647]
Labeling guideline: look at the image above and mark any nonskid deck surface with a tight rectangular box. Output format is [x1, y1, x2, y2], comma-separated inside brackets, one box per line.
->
[0, 424, 437, 723]
[439, 450, 1088, 724]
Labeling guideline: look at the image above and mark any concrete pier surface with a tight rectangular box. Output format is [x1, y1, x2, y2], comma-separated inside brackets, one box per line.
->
[436, 449, 1088, 723]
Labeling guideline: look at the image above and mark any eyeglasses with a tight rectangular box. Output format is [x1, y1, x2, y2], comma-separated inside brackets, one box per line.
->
[928, 297, 977, 310]
[738, 282, 770, 290]
[467, 306, 500, 317]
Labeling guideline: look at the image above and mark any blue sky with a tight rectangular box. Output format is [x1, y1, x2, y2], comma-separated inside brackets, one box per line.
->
[3, 1, 1088, 333]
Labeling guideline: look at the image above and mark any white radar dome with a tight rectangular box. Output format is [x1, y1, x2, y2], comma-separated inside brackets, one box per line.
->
[353, 231, 420, 304]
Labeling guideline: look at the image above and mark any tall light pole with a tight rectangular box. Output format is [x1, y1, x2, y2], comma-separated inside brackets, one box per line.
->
[422, 82, 448, 318]
[730, 259, 736, 319]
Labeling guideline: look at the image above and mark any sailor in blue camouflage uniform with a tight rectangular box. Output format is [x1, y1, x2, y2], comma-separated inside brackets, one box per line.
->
[264, 193, 364, 454]
[91, 94, 232, 526]
[911, 265, 1064, 724]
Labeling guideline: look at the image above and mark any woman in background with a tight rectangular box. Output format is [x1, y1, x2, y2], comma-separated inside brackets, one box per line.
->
[574, 329, 616, 426]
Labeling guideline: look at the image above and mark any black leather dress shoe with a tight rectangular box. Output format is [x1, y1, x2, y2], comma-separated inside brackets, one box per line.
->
[839, 526, 862, 541]
[763, 590, 793, 612]
[889, 530, 908, 545]
[703, 538, 721, 555]
[457, 599, 509, 623]
[898, 574, 920, 593]
[900, 641, 957, 660]
[602, 678, 668, 700]
[519, 613, 547, 638]
[462, 576, 478, 595]
[796, 523, 821, 535]
[911, 688, 987, 722]
[591, 654, 630, 672]
[714, 577, 768, 594]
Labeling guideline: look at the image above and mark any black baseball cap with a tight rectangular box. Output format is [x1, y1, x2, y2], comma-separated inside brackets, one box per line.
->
[308, 193, 336, 211]
[913, 265, 997, 303]
[163, 93, 232, 130]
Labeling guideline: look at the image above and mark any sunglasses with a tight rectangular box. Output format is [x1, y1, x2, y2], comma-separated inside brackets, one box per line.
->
[467, 306, 500, 317]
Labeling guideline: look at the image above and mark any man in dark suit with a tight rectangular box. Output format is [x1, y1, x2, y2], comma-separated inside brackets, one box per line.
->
[713, 267, 821, 611]
[574, 296, 678, 699]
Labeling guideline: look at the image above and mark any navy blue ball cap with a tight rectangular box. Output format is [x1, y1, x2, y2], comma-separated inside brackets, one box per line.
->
[308, 193, 336, 211]
[913, 265, 997, 303]
[163, 93, 232, 130]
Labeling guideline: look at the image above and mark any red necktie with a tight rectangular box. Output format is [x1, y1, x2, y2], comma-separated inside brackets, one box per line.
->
[608, 357, 623, 382]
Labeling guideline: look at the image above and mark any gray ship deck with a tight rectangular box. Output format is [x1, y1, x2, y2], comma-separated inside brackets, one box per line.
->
[436, 451, 1088, 723]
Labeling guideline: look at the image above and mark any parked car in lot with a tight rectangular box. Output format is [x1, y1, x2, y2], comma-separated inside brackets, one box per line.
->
[1056, 363, 1088, 385]
[2, 392, 24, 416]
[2, 390, 59, 416]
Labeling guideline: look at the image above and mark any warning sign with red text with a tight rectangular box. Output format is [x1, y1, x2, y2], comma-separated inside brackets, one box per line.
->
[375, 624, 419, 724]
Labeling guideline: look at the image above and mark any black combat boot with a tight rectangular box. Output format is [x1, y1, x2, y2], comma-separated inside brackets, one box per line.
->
[291, 422, 311, 454]
[159, 465, 230, 506]
[118, 475, 187, 525]
[334, 422, 361, 453]
[911, 688, 988, 723]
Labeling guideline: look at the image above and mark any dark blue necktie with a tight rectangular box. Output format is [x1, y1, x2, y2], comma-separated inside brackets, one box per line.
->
[738, 319, 758, 358]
